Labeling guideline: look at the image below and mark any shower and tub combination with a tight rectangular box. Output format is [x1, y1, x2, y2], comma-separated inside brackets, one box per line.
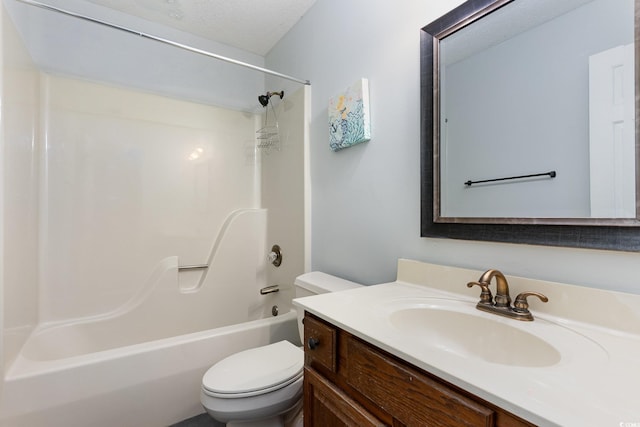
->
[0, 1, 310, 426]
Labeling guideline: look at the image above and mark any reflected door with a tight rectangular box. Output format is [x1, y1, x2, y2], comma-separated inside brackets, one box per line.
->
[589, 43, 635, 218]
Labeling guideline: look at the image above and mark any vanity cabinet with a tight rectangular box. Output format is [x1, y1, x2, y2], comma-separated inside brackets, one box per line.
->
[303, 313, 535, 427]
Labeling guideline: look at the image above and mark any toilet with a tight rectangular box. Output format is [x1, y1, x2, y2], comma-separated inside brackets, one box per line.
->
[200, 272, 362, 426]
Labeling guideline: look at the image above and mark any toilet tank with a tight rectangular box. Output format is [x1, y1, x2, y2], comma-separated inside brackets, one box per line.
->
[294, 272, 363, 343]
[294, 272, 362, 297]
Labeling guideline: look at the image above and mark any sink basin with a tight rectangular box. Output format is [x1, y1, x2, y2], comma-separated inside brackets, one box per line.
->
[385, 298, 607, 368]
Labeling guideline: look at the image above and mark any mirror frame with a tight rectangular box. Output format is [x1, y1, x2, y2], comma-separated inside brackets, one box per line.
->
[420, 0, 640, 251]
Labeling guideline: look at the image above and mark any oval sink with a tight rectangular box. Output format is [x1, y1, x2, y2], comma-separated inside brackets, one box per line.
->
[390, 307, 560, 367]
[385, 299, 607, 368]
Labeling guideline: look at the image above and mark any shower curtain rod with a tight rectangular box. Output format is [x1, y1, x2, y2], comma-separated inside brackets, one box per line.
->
[15, 0, 311, 86]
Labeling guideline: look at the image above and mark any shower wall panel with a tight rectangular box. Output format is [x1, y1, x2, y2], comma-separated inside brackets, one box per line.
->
[39, 76, 260, 322]
[262, 86, 308, 290]
[1, 4, 40, 371]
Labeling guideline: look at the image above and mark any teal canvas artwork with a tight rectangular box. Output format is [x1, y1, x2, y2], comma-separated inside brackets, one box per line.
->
[328, 78, 371, 151]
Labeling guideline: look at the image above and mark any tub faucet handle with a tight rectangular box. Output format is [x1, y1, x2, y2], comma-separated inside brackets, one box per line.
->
[268, 244, 282, 267]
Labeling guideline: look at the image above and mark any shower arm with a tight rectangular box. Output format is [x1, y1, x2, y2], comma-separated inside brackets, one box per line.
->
[14, 0, 311, 86]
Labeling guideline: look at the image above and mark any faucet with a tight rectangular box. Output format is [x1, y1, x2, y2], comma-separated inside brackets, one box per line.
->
[478, 269, 511, 308]
[467, 269, 548, 321]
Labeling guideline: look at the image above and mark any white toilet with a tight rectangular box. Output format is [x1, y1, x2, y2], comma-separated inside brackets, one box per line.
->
[200, 272, 362, 426]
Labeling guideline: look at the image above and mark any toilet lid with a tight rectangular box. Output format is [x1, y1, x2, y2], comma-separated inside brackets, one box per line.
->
[202, 340, 303, 397]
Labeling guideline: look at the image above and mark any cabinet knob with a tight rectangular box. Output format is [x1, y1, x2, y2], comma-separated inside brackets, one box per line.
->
[307, 337, 320, 350]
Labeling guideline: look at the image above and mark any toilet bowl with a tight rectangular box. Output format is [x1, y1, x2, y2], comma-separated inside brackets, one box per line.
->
[201, 341, 303, 426]
[200, 272, 362, 426]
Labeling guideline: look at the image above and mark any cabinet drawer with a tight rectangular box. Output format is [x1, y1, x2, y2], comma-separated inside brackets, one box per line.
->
[304, 314, 337, 373]
[346, 337, 495, 427]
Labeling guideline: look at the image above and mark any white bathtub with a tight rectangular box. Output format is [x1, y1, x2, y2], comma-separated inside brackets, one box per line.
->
[0, 295, 299, 427]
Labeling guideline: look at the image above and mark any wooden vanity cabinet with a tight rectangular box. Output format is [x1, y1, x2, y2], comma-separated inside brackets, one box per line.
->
[303, 312, 535, 427]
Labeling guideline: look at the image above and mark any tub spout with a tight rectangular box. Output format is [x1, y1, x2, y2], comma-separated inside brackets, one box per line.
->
[260, 285, 280, 295]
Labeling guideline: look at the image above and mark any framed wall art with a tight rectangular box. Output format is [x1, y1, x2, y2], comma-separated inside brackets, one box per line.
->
[328, 78, 371, 151]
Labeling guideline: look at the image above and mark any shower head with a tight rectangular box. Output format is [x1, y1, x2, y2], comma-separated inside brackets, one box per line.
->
[258, 90, 285, 107]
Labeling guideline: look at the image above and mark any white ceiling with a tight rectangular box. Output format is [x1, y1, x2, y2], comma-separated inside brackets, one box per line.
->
[443, 0, 596, 65]
[83, 0, 317, 55]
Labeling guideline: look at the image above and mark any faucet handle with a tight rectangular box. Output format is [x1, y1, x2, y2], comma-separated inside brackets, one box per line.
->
[513, 292, 548, 313]
[467, 281, 493, 306]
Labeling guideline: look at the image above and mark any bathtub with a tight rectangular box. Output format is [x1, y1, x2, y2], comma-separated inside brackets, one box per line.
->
[0, 292, 299, 427]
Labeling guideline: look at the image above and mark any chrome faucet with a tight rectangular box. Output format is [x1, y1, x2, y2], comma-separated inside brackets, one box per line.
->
[467, 269, 548, 321]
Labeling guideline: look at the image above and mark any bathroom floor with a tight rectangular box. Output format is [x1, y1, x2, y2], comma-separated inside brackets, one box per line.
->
[171, 413, 222, 427]
[170, 413, 221, 427]
[172, 409, 303, 427]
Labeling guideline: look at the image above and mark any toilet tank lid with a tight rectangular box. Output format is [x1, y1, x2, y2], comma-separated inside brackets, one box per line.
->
[294, 271, 363, 294]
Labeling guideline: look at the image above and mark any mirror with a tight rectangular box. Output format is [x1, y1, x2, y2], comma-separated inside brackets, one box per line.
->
[420, 0, 640, 250]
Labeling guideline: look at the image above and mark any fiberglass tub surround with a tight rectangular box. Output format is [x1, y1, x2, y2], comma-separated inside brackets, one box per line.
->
[16, 75, 300, 357]
[1, 2, 309, 425]
[294, 259, 640, 426]
[1, 77, 308, 424]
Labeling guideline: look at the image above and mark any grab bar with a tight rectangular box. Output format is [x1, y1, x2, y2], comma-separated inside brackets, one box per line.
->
[260, 285, 280, 295]
[178, 264, 209, 271]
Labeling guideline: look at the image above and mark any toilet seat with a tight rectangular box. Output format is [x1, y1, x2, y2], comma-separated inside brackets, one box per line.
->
[202, 340, 303, 398]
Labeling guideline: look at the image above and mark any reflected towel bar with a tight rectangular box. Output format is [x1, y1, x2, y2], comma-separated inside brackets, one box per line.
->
[464, 171, 556, 187]
[178, 265, 209, 271]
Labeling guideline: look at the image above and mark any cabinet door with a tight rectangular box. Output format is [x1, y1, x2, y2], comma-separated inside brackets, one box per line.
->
[304, 367, 386, 427]
[346, 337, 495, 427]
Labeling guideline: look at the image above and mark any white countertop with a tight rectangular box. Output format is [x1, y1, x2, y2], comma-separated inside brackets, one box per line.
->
[293, 260, 640, 427]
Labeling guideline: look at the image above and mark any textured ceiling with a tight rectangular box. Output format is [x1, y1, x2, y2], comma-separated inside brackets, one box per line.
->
[443, 0, 595, 65]
[84, 0, 317, 55]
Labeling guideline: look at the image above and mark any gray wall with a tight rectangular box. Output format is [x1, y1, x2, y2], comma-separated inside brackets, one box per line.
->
[266, 0, 640, 294]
